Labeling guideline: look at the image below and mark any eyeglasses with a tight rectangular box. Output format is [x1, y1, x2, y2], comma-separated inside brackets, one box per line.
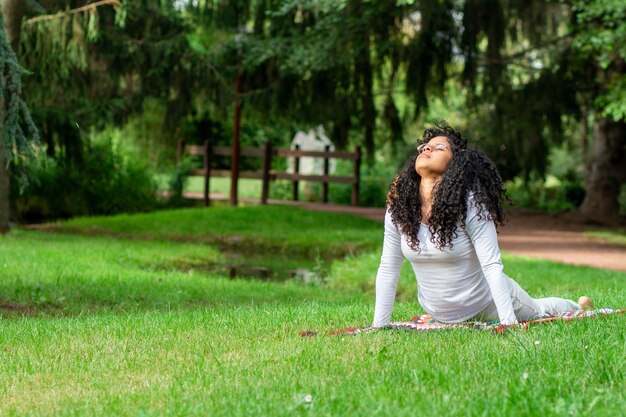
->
[417, 142, 449, 154]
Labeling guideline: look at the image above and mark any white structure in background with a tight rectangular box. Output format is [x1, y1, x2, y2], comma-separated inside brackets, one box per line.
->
[287, 125, 336, 175]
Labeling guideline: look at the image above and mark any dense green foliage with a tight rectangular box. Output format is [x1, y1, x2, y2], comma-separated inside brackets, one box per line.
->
[8, 1, 202, 220]
[572, 0, 626, 121]
[2, 0, 625, 219]
[12, 136, 159, 221]
[1, 206, 624, 416]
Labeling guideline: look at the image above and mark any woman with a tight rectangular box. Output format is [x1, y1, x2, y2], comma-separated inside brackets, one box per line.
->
[373, 121, 592, 327]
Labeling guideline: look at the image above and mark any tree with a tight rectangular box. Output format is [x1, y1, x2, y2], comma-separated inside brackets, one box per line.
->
[190, 0, 456, 163]
[1, 0, 24, 50]
[572, 0, 626, 219]
[1, 0, 133, 228]
[116, 1, 626, 218]
[456, 0, 625, 219]
[0, 0, 38, 233]
[18, 1, 195, 156]
[5, 0, 623, 220]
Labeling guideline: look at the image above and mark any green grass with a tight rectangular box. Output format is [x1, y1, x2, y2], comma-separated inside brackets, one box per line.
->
[587, 229, 626, 246]
[0, 231, 348, 315]
[56, 205, 382, 258]
[1, 205, 625, 416]
[155, 175, 263, 198]
[177, 176, 263, 199]
[161, 174, 364, 205]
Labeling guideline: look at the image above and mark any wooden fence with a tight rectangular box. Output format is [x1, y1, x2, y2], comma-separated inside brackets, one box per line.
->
[177, 141, 362, 207]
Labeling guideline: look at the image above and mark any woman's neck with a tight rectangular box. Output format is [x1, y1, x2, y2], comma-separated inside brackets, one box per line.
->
[420, 178, 439, 203]
[419, 178, 439, 222]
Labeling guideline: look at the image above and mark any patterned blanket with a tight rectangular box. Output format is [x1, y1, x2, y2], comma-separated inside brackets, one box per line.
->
[299, 308, 625, 337]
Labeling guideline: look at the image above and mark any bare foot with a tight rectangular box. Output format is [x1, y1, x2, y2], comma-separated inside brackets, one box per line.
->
[578, 296, 594, 310]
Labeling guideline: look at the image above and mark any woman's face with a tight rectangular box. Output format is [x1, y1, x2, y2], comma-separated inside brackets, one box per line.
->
[414, 136, 453, 178]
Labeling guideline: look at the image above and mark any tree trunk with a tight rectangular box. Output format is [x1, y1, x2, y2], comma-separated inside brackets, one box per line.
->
[0, 143, 9, 233]
[1, 0, 25, 52]
[0, 0, 25, 232]
[361, 35, 375, 166]
[578, 118, 626, 221]
[0, 42, 7, 232]
[0, 57, 6, 231]
[348, 0, 375, 165]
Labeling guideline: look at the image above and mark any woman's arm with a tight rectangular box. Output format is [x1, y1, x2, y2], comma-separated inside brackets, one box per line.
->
[465, 203, 518, 325]
[372, 210, 404, 327]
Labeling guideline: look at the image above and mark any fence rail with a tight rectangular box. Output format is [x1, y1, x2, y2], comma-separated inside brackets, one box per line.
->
[177, 141, 362, 207]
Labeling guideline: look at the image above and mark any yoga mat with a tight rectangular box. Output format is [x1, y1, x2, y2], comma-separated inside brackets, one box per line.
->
[299, 308, 625, 337]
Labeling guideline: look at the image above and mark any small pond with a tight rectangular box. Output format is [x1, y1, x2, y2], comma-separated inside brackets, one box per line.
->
[174, 250, 335, 284]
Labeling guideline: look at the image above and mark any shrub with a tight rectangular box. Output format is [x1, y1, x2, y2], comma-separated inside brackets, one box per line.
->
[13, 138, 158, 222]
[166, 157, 197, 207]
[504, 177, 585, 212]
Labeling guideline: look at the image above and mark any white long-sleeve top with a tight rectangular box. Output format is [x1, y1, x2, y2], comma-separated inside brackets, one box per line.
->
[373, 198, 517, 327]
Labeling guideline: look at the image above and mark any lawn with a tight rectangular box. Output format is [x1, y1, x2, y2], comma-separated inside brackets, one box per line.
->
[1, 206, 624, 416]
[56, 205, 381, 258]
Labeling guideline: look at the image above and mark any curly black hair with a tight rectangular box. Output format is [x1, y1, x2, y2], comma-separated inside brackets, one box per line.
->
[386, 121, 510, 251]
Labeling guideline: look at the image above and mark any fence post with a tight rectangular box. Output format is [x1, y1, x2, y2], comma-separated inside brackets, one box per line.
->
[292, 144, 300, 201]
[352, 146, 361, 206]
[322, 145, 330, 203]
[176, 140, 185, 164]
[204, 140, 211, 207]
[261, 142, 272, 204]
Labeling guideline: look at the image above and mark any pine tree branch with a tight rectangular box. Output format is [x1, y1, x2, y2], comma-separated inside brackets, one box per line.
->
[24, 0, 122, 25]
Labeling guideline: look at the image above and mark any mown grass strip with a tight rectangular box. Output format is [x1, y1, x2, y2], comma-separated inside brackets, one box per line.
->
[53, 205, 382, 258]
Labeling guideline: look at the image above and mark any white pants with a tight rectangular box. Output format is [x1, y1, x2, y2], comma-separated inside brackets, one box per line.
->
[476, 276, 581, 321]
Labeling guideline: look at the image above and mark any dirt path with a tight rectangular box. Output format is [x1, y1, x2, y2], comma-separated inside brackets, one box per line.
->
[497, 210, 626, 272]
[280, 200, 626, 273]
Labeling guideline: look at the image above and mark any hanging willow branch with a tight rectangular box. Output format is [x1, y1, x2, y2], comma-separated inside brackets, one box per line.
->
[24, 0, 123, 25]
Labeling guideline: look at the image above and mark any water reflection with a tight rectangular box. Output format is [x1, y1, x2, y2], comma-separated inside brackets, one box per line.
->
[174, 251, 330, 284]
